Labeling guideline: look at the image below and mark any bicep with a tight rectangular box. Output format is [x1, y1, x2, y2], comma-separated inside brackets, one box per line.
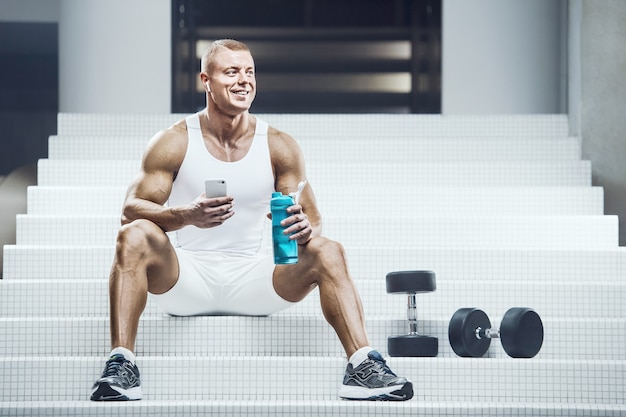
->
[271, 130, 307, 196]
[270, 129, 322, 225]
[125, 167, 173, 206]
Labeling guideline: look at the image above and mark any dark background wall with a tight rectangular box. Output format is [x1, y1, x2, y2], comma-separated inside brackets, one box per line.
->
[0, 22, 58, 176]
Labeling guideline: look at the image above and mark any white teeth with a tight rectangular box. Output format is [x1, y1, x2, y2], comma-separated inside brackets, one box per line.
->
[233, 91, 248, 95]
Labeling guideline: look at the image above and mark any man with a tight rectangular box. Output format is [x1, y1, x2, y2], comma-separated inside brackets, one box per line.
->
[91, 39, 413, 402]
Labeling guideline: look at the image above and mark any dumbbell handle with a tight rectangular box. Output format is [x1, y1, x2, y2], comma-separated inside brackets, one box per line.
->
[476, 327, 500, 340]
[407, 294, 418, 334]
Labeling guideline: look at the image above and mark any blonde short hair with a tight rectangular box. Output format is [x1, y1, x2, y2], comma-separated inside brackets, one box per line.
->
[200, 39, 251, 74]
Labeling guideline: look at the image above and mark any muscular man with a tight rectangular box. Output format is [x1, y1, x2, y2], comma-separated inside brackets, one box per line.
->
[90, 39, 413, 402]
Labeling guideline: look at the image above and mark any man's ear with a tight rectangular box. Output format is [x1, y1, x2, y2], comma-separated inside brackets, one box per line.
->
[200, 72, 210, 92]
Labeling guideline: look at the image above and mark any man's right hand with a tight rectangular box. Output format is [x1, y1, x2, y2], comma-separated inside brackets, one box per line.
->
[187, 195, 234, 228]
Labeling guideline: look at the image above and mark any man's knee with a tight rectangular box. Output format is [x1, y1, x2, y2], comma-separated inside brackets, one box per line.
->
[115, 219, 168, 259]
[303, 236, 348, 270]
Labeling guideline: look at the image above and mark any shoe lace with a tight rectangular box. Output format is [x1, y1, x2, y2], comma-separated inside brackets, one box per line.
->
[101, 355, 126, 378]
[369, 354, 397, 377]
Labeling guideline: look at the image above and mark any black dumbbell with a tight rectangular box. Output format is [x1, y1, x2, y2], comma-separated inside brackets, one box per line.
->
[386, 270, 438, 357]
[448, 307, 544, 358]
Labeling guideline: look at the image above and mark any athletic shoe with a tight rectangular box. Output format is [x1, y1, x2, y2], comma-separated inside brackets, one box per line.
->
[90, 354, 143, 401]
[339, 350, 413, 401]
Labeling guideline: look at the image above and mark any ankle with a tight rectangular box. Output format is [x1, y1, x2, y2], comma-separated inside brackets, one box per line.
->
[110, 346, 136, 364]
[348, 346, 374, 367]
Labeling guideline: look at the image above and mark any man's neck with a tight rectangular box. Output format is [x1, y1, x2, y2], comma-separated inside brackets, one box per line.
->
[200, 108, 251, 145]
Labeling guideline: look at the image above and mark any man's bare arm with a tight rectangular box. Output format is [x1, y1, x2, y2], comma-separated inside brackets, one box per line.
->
[270, 127, 321, 243]
[121, 126, 234, 231]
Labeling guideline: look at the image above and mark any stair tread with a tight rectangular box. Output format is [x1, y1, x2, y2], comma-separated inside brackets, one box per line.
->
[0, 315, 622, 360]
[14, 214, 619, 249]
[2, 356, 624, 403]
[4, 399, 625, 417]
[2, 279, 625, 318]
[36, 159, 592, 187]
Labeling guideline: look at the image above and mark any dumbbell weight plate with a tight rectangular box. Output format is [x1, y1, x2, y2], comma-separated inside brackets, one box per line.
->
[500, 307, 544, 358]
[448, 308, 492, 357]
[386, 270, 436, 294]
[388, 334, 438, 357]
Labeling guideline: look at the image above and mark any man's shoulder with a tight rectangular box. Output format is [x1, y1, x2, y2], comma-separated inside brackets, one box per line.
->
[164, 117, 189, 136]
[144, 119, 189, 160]
[267, 124, 295, 143]
[266, 123, 304, 164]
[152, 118, 188, 143]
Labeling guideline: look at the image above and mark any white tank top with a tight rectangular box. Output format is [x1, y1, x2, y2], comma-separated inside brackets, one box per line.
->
[168, 113, 274, 254]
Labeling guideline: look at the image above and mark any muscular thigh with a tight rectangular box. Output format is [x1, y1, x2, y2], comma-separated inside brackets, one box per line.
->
[273, 236, 345, 302]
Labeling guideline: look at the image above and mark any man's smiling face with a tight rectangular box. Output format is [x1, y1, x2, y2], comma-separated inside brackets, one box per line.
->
[204, 48, 256, 115]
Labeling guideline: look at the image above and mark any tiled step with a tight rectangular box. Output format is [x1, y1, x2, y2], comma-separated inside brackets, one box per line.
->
[57, 113, 569, 137]
[3, 400, 625, 417]
[48, 135, 581, 162]
[28, 186, 126, 215]
[5, 246, 626, 282]
[1, 356, 623, 403]
[14, 214, 619, 249]
[2, 245, 114, 279]
[36, 159, 593, 187]
[26, 186, 605, 216]
[1, 279, 623, 319]
[0, 315, 622, 360]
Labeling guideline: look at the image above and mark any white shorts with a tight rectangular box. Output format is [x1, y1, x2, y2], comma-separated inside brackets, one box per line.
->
[150, 249, 296, 316]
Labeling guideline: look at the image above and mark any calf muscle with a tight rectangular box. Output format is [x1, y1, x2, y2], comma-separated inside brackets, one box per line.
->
[109, 219, 179, 350]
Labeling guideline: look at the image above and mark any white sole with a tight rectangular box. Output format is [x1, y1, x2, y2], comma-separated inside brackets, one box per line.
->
[338, 382, 413, 401]
[91, 382, 143, 401]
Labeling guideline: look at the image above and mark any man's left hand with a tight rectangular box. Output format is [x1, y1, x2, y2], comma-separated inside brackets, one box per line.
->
[284, 204, 312, 245]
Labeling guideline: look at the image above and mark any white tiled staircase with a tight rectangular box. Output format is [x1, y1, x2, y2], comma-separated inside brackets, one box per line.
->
[2, 113, 625, 416]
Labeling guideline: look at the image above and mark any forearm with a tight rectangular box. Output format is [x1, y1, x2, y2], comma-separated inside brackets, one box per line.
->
[309, 220, 322, 240]
[121, 198, 188, 232]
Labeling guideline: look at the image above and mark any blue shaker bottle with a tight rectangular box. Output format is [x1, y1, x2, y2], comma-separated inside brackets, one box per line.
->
[270, 192, 298, 264]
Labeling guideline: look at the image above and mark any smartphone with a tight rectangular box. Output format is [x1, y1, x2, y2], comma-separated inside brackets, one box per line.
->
[205, 178, 227, 198]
